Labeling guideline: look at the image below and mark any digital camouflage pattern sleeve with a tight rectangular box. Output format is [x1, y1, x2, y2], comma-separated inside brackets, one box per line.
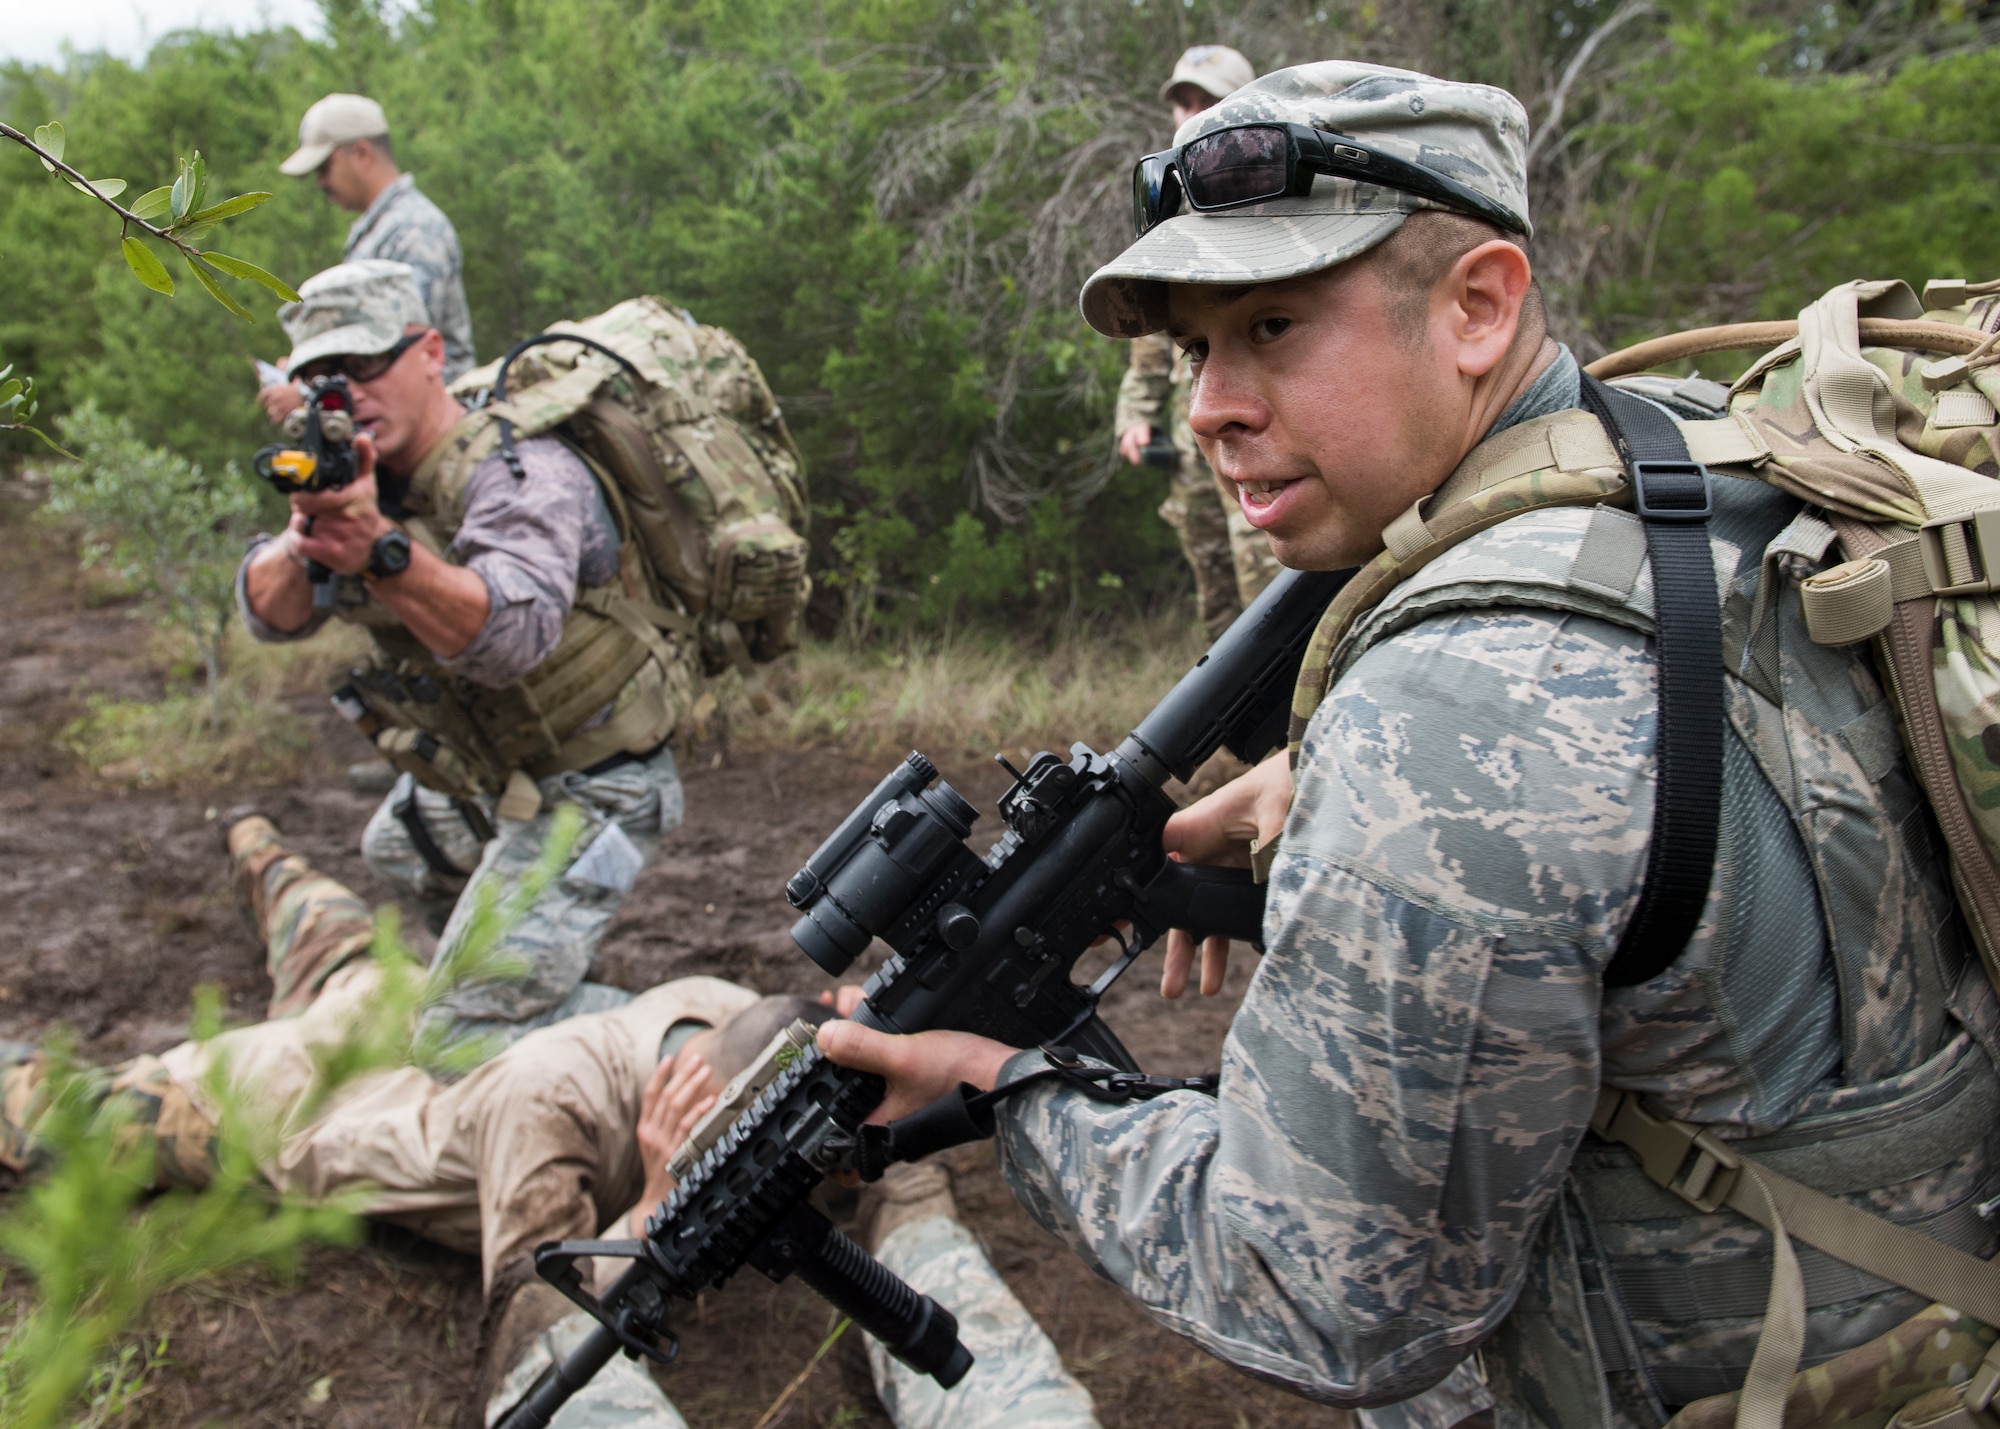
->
[344, 174, 477, 380]
[1114, 331, 1176, 437]
[994, 605, 1665, 1406]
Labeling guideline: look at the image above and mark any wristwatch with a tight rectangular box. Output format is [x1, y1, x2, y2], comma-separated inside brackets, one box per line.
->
[367, 528, 413, 580]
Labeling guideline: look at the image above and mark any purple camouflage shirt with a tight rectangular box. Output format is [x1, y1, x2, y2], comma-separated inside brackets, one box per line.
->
[236, 433, 620, 688]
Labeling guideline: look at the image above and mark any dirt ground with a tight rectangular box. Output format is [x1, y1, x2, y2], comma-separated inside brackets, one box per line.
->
[0, 486, 1353, 1429]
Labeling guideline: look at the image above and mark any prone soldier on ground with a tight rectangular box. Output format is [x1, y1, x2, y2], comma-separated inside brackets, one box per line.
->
[820, 60, 2000, 1429]
[1113, 45, 1281, 637]
[260, 93, 476, 424]
[0, 813, 1103, 1429]
[238, 259, 810, 1064]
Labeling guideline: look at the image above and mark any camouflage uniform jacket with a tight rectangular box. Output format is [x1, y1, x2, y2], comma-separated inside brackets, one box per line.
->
[237, 432, 620, 689]
[1114, 331, 1182, 442]
[344, 173, 476, 380]
[995, 381, 2000, 1422]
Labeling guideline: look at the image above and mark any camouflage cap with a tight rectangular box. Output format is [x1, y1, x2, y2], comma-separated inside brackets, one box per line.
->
[280, 260, 428, 376]
[1081, 62, 1532, 338]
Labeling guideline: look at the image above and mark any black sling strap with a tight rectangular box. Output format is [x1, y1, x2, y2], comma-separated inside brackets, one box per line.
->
[1578, 375, 1725, 987]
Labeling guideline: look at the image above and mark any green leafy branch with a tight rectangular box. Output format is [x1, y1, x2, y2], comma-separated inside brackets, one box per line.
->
[0, 120, 301, 321]
[0, 365, 69, 458]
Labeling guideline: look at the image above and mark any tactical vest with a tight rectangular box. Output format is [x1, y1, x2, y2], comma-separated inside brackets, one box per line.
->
[330, 412, 700, 802]
[1286, 403, 2000, 1426]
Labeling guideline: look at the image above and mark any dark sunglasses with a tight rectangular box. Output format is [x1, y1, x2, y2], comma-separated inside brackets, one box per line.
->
[296, 330, 425, 385]
[1132, 122, 1528, 239]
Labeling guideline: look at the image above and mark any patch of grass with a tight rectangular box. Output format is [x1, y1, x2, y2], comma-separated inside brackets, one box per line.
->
[739, 613, 1207, 763]
[60, 623, 370, 789]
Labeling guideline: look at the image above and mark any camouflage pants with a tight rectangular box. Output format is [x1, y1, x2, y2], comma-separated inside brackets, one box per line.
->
[0, 827, 379, 1187]
[1157, 448, 1280, 639]
[871, 1214, 1100, 1429]
[361, 746, 684, 1066]
[489, 1214, 1100, 1429]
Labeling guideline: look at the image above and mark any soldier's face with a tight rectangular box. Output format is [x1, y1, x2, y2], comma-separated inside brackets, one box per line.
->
[343, 328, 448, 471]
[1175, 240, 1530, 570]
[315, 144, 373, 212]
[1173, 263, 1463, 570]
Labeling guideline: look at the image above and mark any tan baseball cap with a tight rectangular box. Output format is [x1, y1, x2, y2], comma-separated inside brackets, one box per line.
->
[279, 93, 390, 177]
[1160, 45, 1255, 104]
[279, 261, 428, 376]
[1083, 61, 1532, 338]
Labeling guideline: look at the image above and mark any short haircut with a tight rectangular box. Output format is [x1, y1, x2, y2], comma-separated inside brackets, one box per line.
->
[1367, 209, 1542, 345]
[345, 133, 394, 162]
[705, 994, 836, 1086]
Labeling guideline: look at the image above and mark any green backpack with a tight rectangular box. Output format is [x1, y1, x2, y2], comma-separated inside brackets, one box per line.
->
[451, 295, 812, 703]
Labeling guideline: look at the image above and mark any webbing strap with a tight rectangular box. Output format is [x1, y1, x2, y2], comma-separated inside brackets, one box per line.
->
[1579, 376, 1724, 987]
[1596, 1090, 2000, 1427]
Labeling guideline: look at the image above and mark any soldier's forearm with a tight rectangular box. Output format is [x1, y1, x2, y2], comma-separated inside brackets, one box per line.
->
[367, 545, 490, 659]
[242, 536, 317, 637]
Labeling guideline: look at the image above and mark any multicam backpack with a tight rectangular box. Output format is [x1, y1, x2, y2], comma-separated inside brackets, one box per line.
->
[1282, 277, 2000, 1428]
[452, 296, 813, 693]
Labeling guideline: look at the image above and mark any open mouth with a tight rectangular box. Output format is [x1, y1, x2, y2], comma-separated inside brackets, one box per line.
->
[1238, 479, 1294, 509]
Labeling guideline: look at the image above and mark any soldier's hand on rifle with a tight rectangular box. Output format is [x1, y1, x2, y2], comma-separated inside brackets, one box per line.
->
[817, 1022, 1017, 1124]
[1117, 422, 1155, 466]
[258, 379, 305, 425]
[288, 433, 392, 575]
[1158, 752, 1293, 999]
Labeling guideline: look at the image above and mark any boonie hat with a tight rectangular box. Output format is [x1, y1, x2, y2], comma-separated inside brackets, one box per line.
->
[279, 93, 391, 177]
[1160, 45, 1255, 104]
[280, 261, 428, 377]
[1083, 61, 1531, 338]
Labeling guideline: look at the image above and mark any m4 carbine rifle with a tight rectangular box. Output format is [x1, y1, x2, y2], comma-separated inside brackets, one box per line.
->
[498, 567, 1349, 1428]
[251, 375, 361, 613]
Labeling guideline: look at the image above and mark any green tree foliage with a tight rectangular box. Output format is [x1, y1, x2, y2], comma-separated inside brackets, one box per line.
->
[40, 406, 265, 733]
[3, 0, 1996, 630]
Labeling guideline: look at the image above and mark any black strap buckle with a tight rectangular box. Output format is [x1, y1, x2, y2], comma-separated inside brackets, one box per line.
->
[1631, 460, 1714, 523]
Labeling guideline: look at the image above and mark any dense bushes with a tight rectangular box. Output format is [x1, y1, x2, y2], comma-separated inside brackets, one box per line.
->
[3, 0, 1996, 632]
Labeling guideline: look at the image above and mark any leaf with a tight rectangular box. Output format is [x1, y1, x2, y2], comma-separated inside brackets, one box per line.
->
[33, 120, 63, 171]
[121, 238, 175, 295]
[200, 252, 302, 302]
[13, 423, 76, 460]
[0, 379, 22, 404]
[169, 162, 191, 222]
[174, 193, 272, 232]
[190, 150, 207, 216]
[186, 255, 254, 322]
[68, 176, 127, 200]
[129, 185, 173, 221]
[178, 192, 274, 231]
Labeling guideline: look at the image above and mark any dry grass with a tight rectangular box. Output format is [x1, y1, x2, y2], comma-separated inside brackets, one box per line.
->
[57, 602, 1212, 791]
[60, 623, 372, 789]
[735, 613, 1208, 764]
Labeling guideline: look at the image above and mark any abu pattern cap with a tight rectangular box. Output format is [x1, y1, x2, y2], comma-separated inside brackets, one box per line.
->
[280, 260, 428, 377]
[1083, 62, 1531, 337]
[280, 93, 391, 177]
[1161, 45, 1256, 104]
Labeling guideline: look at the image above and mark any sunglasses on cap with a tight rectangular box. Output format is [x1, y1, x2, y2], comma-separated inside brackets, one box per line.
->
[1131, 122, 1528, 239]
[295, 330, 425, 385]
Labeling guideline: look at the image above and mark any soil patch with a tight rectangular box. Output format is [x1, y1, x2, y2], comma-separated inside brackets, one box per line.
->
[0, 491, 1351, 1428]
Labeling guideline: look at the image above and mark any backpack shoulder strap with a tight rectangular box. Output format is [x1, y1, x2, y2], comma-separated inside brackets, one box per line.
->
[1578, 374, 1726, 988]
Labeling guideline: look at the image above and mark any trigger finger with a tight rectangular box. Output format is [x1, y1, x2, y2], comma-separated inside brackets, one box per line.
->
[1160, 929, 1195, 999]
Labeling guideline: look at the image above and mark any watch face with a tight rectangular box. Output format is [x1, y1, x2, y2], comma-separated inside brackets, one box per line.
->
[372, 530, 412, 577]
